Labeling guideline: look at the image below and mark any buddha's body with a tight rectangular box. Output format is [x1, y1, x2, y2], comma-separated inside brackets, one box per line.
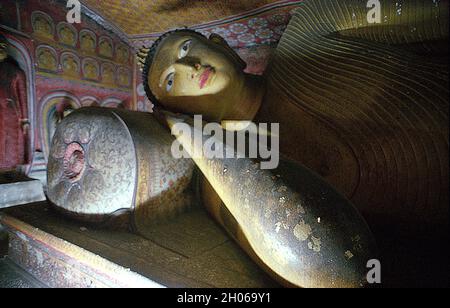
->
[139, 0, 448, 287]
[256, 0, 449, 229]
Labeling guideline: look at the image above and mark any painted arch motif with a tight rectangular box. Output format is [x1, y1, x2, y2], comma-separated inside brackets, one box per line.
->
[101, 62, 115, 85]
[57, 22, 78, 47]
[82, 58, 100, 80]
[80, 29, 97, 53]
[31, 11, 55, 39]
[36, 45, 58, 72]
[117, 67, 131, 87]
[98, 36, 114, 58]
[60, 51, 80, 76]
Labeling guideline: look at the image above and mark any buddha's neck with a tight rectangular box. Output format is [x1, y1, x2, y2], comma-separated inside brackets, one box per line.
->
[225, 73, 265, 121]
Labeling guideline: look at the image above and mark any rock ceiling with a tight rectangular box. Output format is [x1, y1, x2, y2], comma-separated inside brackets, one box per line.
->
[80, 0, 298, 36]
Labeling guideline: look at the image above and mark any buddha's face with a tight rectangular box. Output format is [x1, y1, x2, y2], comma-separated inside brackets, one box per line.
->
[0, 42, 8, 62]
[148, 31, 246, 121]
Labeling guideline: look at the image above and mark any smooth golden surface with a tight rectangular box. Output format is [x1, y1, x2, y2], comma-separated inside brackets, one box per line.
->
[261, 0, 449, 227]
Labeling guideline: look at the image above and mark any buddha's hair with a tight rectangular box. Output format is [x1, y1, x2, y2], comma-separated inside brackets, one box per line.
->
[141, 28, 206, 108]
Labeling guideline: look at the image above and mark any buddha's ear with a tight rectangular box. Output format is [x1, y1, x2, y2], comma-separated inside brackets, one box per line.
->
[209, 33, 247, 70]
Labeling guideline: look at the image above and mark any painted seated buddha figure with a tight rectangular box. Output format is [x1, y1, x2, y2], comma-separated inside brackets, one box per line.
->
[138, 0, 448, 287]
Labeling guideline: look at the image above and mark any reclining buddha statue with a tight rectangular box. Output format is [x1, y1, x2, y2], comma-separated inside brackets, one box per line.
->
[135, 0, 448, 287]
[47, 0, 448, 288]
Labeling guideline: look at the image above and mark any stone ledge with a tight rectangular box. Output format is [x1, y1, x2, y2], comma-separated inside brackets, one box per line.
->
[0, 213, 164, 288]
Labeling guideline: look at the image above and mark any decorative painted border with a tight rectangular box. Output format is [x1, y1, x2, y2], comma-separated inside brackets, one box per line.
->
[0, 213, 164, 288]
[80, 95, 100, 106]
[101, 97, 123, 108]
[35, 71, 133, 93]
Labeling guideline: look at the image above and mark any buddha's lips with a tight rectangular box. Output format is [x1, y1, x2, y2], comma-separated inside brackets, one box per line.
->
[199, 68, 213, 89]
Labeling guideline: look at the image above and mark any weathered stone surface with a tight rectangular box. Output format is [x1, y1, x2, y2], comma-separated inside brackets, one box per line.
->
[0, 213, 165, 288]
[2, 203, 280, 288]
[0, 257, 47, 288]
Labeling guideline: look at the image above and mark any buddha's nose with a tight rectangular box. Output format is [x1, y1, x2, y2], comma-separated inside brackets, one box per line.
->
[190, 63, 202, 79]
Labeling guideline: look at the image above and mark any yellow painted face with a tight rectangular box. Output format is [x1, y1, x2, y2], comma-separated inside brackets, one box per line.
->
[0, 43, 8, 61]
[148, 31, 246, 121]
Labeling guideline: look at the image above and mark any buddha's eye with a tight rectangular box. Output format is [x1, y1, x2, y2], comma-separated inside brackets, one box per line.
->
[179, 40, 192, 58]
[166, 72, 175, 92]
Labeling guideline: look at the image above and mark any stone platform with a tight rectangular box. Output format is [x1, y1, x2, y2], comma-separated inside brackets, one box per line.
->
[0, 202, 279, 288]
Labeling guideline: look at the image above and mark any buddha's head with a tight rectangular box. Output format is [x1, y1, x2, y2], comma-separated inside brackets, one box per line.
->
[0, 34, 8, 62]
[140, 29, 263, 122]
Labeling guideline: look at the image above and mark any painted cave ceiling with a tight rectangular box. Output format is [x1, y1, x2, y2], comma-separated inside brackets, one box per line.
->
[78, 0, 302, 48]
[80, 0, 285, 36]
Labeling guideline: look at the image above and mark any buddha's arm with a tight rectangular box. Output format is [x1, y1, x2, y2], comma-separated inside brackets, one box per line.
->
[294, 0, 448, 47]
[166, 116, 377, 288]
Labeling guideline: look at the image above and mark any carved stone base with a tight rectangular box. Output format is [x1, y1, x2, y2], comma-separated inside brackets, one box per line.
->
[0, 212, 163, 288]
[0, 202, 279, 288]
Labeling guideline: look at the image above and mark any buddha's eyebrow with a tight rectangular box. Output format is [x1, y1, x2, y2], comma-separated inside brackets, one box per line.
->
[159, 66, 175, 88]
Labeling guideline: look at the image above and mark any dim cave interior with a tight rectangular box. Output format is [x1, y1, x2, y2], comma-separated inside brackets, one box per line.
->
[0, 0, 449, 289]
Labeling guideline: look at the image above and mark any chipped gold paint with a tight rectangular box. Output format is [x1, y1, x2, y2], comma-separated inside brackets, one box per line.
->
[293, 221, 311, 242]
[345, 251, 354, 260]
[308, 236, 321, 253]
